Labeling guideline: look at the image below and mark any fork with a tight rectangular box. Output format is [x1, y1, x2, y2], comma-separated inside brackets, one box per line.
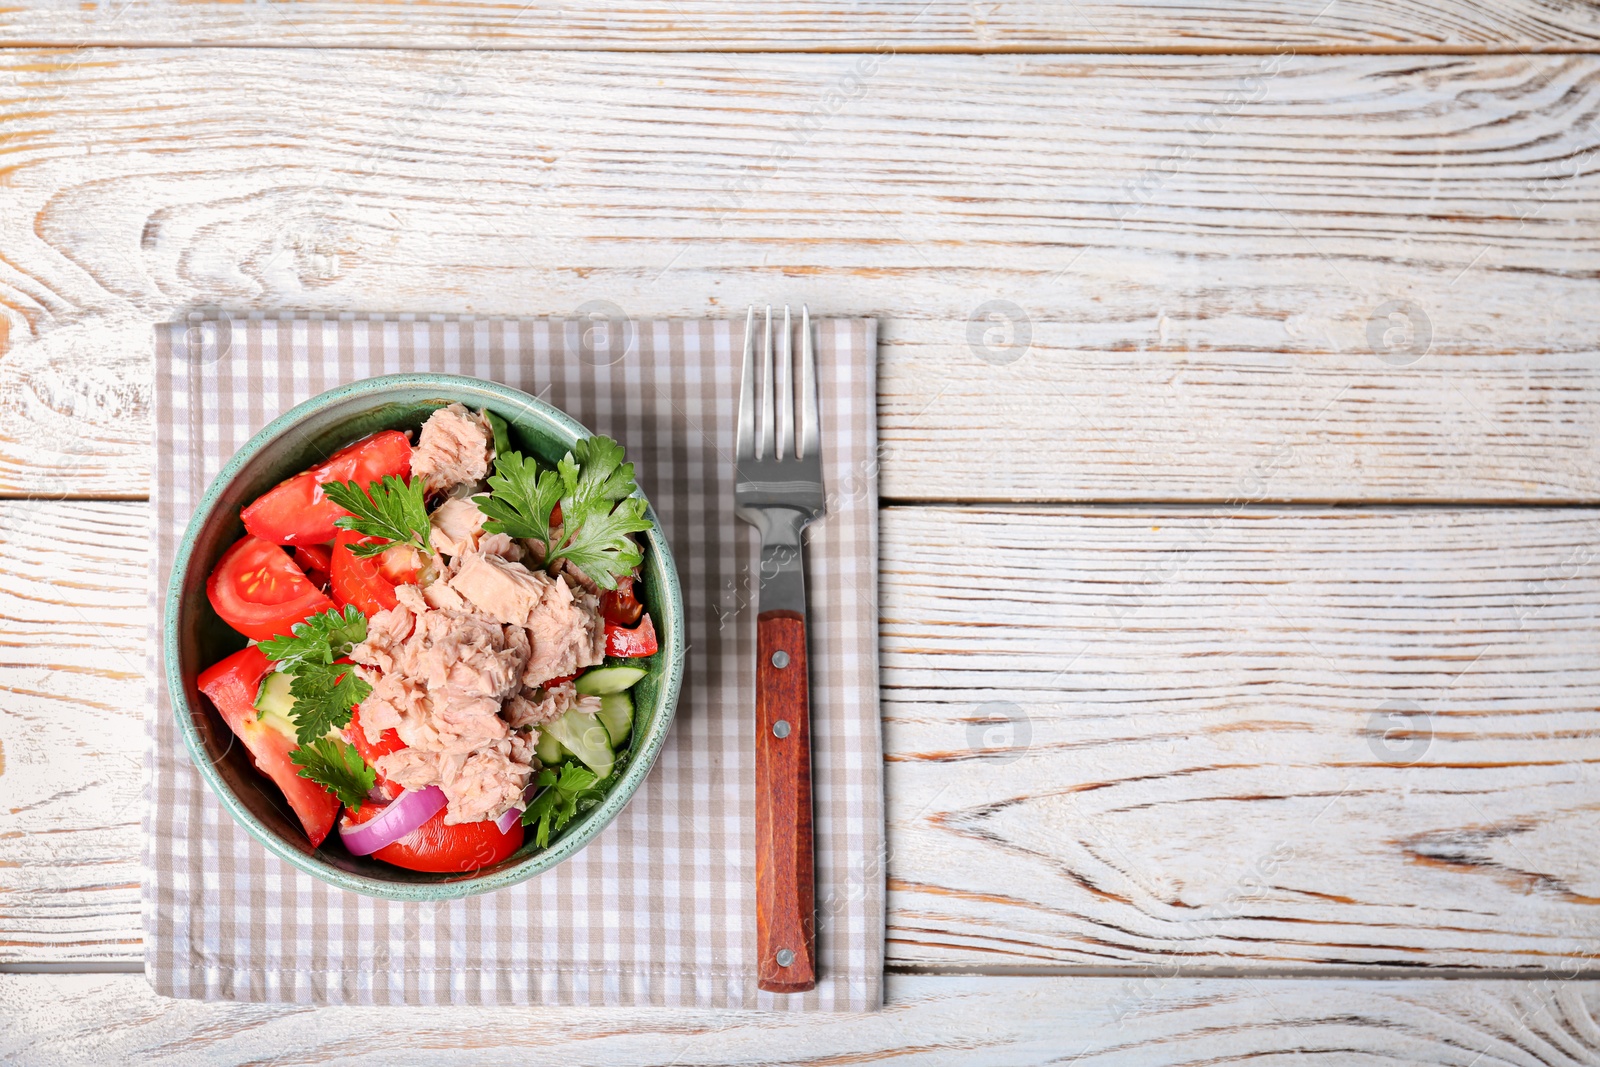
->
[735, 303, 825, 994]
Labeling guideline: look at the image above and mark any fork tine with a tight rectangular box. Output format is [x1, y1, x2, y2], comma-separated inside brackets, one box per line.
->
[758, 304, 775, 460]
[799, 304, 820, 459]
[737, 305, 756, 461]
[776, 305, 794, 460]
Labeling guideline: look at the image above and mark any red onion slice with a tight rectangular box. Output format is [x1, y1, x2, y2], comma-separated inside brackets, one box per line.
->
[339, 786, 446, 856]
[494, 780, 540, 835]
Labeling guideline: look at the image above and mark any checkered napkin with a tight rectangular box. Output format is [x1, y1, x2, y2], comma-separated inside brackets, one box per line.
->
[144, 313, 883, 1010]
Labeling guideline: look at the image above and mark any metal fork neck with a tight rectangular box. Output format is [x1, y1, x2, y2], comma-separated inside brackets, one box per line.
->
[743, 507, 811, 616]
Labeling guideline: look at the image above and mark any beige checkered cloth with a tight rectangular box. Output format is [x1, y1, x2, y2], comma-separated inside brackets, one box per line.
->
[144, 314, 883, 1010]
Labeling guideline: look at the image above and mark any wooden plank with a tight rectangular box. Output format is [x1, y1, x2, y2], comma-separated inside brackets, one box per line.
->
[0, 501, 147, 962]
[6, 1, 1600, 50]
[8, 501, 1600, 972]
[882, 506, 1600, 970]
[5, 973, 1600, 1065]
[3, 51, 1600, 500]
[879, 347, 1600, 503]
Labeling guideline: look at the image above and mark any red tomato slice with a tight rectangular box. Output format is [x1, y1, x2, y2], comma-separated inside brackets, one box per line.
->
[330, 530, 422, 616]
[345, 703, 408, 798]
[599, 575, 644, 626]
[342, 799, 523, 873]
[604, 612, 658, 657]
[241, 430, 412, 546]
[197, 646, 340, 848]
[207, 535, 337, 642]
[291, 544, 332, 591]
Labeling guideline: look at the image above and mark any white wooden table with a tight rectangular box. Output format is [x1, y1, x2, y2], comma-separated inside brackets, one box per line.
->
[5, 3, 1600, 1062]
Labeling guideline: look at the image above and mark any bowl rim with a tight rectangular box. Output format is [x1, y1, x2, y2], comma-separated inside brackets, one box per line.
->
[163, 372, 684, 900]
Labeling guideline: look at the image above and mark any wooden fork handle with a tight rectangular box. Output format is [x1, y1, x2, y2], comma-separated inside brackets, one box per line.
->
[755, 608, 817, 993]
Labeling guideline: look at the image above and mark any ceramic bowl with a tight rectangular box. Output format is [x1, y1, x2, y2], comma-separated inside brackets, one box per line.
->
[164, 373, 683, 900]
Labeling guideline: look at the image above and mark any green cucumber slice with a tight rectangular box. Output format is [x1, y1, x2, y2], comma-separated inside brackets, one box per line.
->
[253, 671, 300, 741]
[597, 691, 633, 746]
[254, 669, 345, 742]
[543, 709, 614, 778]
[534, 728, 566, 766]
[573, 665, 647, 696]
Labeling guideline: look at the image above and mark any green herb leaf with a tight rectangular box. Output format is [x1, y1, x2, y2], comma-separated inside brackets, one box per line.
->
[474, 451, 561, 545]
[475, 435, 649, 590]
[285, 660, 370, 745]
[259, 605, 367, 669]
[291, 737, 376, 808]
[566, 435, 639, 508]
[258, 607, 371, 744]
[521, 762, 608, 847]
[324, 475, 433, 558]
[553, 496, 651, 590]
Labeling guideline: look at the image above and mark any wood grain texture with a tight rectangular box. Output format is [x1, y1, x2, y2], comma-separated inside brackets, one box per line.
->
[3, 51, 1600, 499]
[755, 610, 817, 993]
[7, 0, 1600, 50]
[0, 501, 147, 962]
[882, 506, 1600, 971]
[6, 973, 1600, 1065]
[9, 501, 1600, 973]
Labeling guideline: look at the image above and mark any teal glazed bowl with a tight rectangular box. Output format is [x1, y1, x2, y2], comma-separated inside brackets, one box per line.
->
[164, 373, 684, 900]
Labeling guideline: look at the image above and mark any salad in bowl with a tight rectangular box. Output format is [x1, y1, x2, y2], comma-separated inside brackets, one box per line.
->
[167, 375, 681, 898]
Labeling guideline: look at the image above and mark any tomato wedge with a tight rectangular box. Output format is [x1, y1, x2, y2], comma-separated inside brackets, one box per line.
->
[345, 703, 408, 799]
[342, 799, 523, 872]
[604, 612, 658, 657]
[599, 575, 644, 627]
[207, 535, 337, 642]
[330, 530, 423, 616]
[241, 430, 413, 546]
[292, 544, 332, 591]
[196, 646, 340, 848]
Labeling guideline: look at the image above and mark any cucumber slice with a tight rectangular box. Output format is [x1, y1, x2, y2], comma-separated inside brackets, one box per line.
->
[534, 728, 566, 766]
[573, 665, 647, 696]
[597, 691, 633, 746]
[253, 670, 300, 741]
[253, 669, 344, 742]
[543, 709, 614, 778]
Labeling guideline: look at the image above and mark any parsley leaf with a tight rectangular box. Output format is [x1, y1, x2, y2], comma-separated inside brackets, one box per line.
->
[323, 475, 433, 558]
[257, 607, 370, 745]
[284, 660, 370, 745]
[291, 737, 376, 808]
[565, 435, 639, 509]
[259, 605, 367, 669]
[474, 435, 651, 590]
[474, 451, 561, 545]
[521, 762, 609, 847]
[554, 495, 651, 590]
